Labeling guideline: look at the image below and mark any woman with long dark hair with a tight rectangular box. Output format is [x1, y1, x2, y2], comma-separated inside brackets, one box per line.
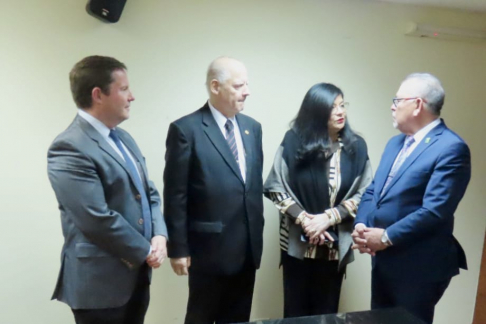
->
[264, 83, 372, 317]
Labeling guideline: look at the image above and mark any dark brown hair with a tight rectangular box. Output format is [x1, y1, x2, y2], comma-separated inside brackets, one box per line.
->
[69, 55, 126, 109]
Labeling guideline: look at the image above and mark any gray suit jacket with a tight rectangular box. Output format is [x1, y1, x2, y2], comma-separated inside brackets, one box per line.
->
[48, 115, 167, 309]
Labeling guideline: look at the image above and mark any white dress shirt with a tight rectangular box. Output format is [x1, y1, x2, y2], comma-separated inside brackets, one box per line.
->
[406, 118, 441, 156]
[208, 102, 247, 182]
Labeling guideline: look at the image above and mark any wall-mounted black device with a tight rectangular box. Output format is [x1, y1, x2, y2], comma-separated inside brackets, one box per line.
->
[86, 0, 127, 23]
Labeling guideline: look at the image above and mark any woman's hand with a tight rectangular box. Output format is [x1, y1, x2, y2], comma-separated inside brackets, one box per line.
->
[303, 212, 332, 241]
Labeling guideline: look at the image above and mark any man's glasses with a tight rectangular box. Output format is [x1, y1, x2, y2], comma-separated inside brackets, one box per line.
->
[392, 97, 427, 108]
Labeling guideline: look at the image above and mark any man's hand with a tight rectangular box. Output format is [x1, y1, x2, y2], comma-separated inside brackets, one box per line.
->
[303, 212, 331, 241]
[352, 225, 388, 256]
[170, 257, 191, 276]
[146, 235, 167, 269]
[362, 227, 387, 255]
[352, 223, 373, 255]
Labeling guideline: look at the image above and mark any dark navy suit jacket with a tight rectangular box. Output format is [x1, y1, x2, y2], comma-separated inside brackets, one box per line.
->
[163, 104, 264, 276]
[356, 120, 471, 282]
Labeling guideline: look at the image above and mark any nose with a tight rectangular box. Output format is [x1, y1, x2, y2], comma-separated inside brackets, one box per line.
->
[332, 106, 344, 116]
[243, 84, 250, 97]
[129, 91, 135, 102]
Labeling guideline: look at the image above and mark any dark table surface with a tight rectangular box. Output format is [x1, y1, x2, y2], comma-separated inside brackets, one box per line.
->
[245, 308, 426, 324]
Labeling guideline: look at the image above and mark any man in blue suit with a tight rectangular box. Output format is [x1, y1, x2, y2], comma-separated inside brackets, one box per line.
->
[352, 73, 471, 324]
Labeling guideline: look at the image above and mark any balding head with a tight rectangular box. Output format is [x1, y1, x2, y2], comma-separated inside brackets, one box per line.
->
[206, 57, 250, 118]
[206, 57, 245, 92]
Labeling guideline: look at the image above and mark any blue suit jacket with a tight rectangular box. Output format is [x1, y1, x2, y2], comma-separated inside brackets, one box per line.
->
[356, 120, 471, 283]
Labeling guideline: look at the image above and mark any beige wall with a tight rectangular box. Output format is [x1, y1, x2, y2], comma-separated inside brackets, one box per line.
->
[1, 0, 485, 323]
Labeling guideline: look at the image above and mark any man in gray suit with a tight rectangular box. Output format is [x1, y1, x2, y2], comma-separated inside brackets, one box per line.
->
[48, 55, 167, 324]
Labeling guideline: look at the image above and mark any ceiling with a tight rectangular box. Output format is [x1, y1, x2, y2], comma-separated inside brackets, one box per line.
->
[377, 0, 486, 13]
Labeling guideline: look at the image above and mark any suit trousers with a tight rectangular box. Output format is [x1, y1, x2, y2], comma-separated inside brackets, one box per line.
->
[185, 265, 256, 324]
[281, 250, 344, 318]
[371, 267, 451, 324]
[72, 264, 150, 324]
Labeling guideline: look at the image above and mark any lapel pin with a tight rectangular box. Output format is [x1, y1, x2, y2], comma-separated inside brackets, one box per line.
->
[245, 130, 250, 135]
[425, 137, 431, 144]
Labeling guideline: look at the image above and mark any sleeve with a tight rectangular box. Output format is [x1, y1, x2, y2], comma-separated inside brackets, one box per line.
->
[148, 179, 168, 238]
[47, 140, 151, 265]
[355, 189, 375, 228]
[266, 192, 304, 220]
[386, 141, 471, 246]
[334, 159, 373, 224]
[263, 144, 304, 221]
[163, 123, 191, 258]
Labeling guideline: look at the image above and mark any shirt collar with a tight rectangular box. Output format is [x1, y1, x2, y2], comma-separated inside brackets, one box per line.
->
[411, 118, 441, 144]
[208, 101, 237, 129]
[77, 109, 112, 139]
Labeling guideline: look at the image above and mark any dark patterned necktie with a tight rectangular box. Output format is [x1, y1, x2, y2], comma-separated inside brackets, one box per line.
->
[225, 119, 239, 164]
[381, 136, 415, 196]
[109, 129, 152, 240]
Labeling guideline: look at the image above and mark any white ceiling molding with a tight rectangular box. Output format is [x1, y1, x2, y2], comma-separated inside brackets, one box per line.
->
[377, 0, 486, 13]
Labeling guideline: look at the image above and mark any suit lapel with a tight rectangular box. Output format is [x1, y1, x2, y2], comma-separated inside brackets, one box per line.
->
[201, 106, 244, 184]
[376, 135, 405, 201]
[380, 122, 446, 198]
[236, 114, 253, 187]
[76, 116, 142, 190]
[117, 130, 150, 190]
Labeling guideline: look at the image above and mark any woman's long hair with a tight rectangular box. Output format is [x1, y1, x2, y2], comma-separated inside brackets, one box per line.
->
[291, 83, 356, 161]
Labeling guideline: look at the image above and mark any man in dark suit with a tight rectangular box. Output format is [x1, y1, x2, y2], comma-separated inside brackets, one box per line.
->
[48, 55, 167, 324]
[352, 73, 471, 324]
[163, 57, 264, 324]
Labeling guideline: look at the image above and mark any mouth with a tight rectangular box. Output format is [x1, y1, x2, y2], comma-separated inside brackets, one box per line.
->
[337, 118, 344, 123]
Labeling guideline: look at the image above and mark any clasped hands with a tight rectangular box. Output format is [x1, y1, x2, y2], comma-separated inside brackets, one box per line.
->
[301, 212, 335, 246]
[351, 224, 387, 256]
[146, 235, 167, 268]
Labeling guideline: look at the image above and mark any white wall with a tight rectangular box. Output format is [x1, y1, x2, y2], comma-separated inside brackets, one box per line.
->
[1, 0, 485, 323]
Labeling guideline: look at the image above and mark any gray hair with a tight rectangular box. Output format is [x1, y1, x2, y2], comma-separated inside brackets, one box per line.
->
[404, 73, 445, 115]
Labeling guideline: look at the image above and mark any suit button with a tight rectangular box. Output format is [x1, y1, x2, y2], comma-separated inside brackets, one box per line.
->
[135, 194, 141, 200]
[138, 218, 144, 225]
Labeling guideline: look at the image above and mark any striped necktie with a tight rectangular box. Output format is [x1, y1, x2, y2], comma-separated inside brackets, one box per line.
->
[225, 119, 239, 164]
[381, 136, 415, 196]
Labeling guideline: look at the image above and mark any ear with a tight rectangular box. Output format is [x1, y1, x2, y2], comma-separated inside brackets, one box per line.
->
[91, 87, 103, 105]
[210, 79, 220, 95]
[412, 98, 424, 117]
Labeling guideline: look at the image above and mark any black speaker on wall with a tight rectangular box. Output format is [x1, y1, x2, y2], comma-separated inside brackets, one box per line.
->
[87, 0, 127, 23]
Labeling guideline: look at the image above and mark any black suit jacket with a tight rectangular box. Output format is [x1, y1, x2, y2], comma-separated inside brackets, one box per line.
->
[163, 104, 264, 276]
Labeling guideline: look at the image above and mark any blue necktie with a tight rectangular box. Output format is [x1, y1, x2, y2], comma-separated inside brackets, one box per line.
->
[381, 136, 415, 196]
[109, 129, 152, 240]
